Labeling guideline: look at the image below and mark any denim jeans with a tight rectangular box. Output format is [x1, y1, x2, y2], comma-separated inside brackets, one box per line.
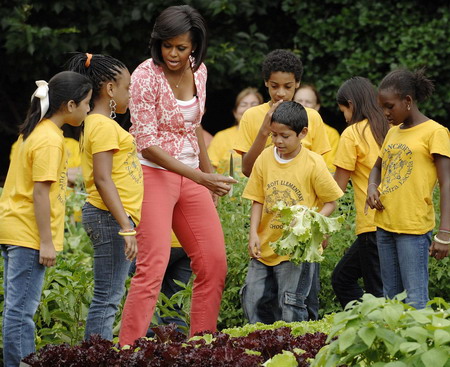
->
[376, 228, 431, 309]
[82, 202, 132, 340]
[305, 263, 320, 320]
[241, 259, 315, 323]
[129, 247, 192, 335]
[1, 245, 46, 367]
[332, 232, 383, 308]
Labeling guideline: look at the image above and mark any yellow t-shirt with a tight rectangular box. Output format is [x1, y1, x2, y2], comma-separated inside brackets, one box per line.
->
[64, 137, 81, 169]
[334, 119, 380, 235]
[207, 125, 243, 176]
[0, 119, 68, 251]
[243, 146, 344, 266]
[82, 114, 144, 226]
[10, 137, 81, 169]
[323, 123, 340, 173]
[375, 120, 450, 234]
[233, 102, 331, 156]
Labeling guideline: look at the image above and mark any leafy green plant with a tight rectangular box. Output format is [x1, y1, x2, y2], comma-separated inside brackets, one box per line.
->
[271, 202, 344, 264]
[216, 177, 252, 329]
[312, 293, 450, 367]
[35, 252, 93, 348]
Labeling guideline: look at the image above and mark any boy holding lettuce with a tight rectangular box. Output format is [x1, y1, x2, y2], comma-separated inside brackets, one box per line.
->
[241, 101, 343, 323]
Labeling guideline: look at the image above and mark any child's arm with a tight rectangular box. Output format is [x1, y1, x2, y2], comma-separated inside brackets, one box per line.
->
[34, 181, 56, 267]
[242, 100, 282, 177]
[366, 157, 384, 211]
[318, 201, 337, 249]
[333, 167, 352, 192]
[318, 201, 337, 217]
[93, 151, 137, 261]
[430, 154, 450, 260]
[249, 201, 263, 258]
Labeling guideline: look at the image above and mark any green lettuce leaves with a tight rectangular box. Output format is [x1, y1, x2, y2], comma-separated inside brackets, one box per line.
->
[269, 202, 344, 264]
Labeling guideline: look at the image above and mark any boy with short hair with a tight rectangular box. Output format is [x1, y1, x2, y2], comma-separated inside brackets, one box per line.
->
[241, 101, 343, 323]
[235, 49, 331, 320]
[233, 49, 330, 178]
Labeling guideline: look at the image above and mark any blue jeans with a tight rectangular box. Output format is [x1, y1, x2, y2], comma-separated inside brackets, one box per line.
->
[332, 232, 383, 308]
[305, 263, 320, 320]
[241, 259, 315, 323]
[82, 202, 132, 340]
[376, 228, 431, 309]
[1, 245, 46, 367]
[128, 247, 192, 335]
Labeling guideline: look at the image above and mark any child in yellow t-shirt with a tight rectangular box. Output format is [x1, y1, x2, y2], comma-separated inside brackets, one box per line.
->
[293, 84, 340, 173]
[233, 50, 331, 178]
[242, 101, 343, 323]
[367, 68, 450, 309]
[234, 50, 331, 320]
[0, 72, 92, 366]
[331, 77, 389, 309]
[208, 87, 263, 175]
[67, 52, 143, 340]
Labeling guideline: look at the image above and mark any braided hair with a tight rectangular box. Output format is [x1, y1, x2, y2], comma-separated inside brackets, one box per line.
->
[66, 52, 126, 109]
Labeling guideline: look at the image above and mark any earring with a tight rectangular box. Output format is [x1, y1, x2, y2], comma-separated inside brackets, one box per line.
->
[407, 105, 411, 111]
[110, 99, 117, 119]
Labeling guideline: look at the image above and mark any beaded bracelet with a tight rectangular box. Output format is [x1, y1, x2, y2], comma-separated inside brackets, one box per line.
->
[118, 229, 137, 237]
[433, 235, 450, 245]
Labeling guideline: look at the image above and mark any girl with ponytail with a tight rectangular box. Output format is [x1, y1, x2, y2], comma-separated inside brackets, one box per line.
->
[67, 52, 143, 340]
[0, 71, 92, 367]
[367, 68, 450, 309]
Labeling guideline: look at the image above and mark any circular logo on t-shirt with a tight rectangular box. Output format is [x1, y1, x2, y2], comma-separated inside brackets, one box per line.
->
[381, 143, 413, 194]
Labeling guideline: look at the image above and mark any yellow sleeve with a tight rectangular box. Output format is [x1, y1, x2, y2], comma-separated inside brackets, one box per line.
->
[304, 108, 331, 155]
[242, 154, 265, 204]
[234, 110, 255, 155]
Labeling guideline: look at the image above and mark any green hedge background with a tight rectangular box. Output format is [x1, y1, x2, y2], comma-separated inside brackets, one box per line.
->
[1, 0, 450, 182]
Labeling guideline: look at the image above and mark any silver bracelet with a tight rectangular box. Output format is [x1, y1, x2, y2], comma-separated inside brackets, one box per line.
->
[433, 234, 450, 245]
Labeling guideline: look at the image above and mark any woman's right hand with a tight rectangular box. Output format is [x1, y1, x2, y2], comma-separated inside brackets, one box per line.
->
[197, 172, 237, 196]
[123, 235, 138, 261]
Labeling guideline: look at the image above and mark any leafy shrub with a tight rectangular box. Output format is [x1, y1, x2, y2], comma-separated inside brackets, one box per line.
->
[312, 294, 450, 367]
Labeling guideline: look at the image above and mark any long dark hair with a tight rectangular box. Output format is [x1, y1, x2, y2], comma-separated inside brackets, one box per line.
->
[336, 76, 389, 147]
[19, 71, 92, 140]
[149, 5, 208, 72]
[378, 67, 434, 103]
[66, 52, 126, 109]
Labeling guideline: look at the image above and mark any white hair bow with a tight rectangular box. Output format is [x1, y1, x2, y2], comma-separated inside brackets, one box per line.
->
[31, 80, 49, 122]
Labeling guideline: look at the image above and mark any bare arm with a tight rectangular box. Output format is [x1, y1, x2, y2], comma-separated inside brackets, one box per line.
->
[248, 201, 263, 258]
[333, 167, 352, 192]
[430, 154, 450, 260]
[141, 145, 236, 196]
[318, 201, 337, 217]
[366, 157, 384, 211]
[93, 151, 137, 260]
[34, 181, 56, 267]
[242, 100, 283, 177]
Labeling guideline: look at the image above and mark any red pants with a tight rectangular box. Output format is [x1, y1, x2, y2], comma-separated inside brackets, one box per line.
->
[119, 166, 227, 346]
